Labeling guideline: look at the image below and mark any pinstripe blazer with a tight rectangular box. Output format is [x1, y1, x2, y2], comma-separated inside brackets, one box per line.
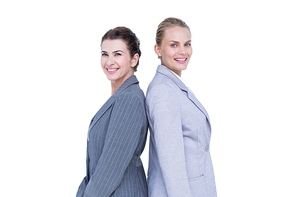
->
[146, 65, 217, 197]
[76, 75, 148, 197]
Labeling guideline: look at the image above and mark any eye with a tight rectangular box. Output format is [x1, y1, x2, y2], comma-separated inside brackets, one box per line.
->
[185, 43, 191, 47]
[101, 53, 108, 57]
[115, 53, 122, 56]
[171, 44, 177, 47]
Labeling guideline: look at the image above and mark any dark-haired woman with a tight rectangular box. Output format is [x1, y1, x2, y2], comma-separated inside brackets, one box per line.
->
[76, 27, 148, 197]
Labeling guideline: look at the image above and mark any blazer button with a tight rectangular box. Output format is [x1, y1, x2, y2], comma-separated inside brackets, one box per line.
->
[205, 145, 209, 152]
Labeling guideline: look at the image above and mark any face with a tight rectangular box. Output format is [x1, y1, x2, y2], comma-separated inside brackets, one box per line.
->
[101, 39, 138, 85]
[155, 26, 192, 76]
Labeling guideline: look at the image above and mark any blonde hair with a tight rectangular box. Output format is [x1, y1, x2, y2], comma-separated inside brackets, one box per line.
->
[156, 17, 191, 46]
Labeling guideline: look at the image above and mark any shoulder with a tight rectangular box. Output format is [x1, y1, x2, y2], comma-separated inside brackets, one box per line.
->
[122, 83, 145, 102]
[116, 91, 140, 104]
[147, 74, 179, 101]
[114, 90, 145, 114]
[146, 83, 181, 112]
[147, 83, 174, 97]
[147, 72, 179, 94]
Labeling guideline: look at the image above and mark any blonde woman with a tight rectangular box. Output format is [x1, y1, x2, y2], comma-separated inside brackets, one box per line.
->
[146, 17, 217, 197]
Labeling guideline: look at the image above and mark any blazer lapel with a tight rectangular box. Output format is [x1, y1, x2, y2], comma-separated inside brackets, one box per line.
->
[88, 98, 113, 130]
[187, 90, 210, 121]
[157, 65, 210, 121]
[87, 75, 139, 140]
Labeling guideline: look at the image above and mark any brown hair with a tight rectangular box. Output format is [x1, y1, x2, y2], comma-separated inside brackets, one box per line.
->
[156, 17, 191, 47]
[101, 27, 141, 71]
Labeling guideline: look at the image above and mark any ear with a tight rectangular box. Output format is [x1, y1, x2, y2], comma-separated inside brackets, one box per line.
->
[131, 53, 139, 68]
[154, 44, 161, 58]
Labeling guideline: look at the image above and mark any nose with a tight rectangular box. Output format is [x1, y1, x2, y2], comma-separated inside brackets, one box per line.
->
[106, 56, 115, 66]
[178, 46, 186, 55]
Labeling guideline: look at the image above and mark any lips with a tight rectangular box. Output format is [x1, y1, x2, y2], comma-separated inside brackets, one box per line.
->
[106, 68, 119, 74]
[174, 57, 187, 64]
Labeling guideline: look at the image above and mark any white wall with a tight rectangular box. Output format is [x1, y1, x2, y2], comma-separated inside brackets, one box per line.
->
[1, 0, 295, 196]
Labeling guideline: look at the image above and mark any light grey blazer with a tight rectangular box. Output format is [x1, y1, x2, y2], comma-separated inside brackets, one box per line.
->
[76, 76, 148, 197]
[146, 65, 217, 197]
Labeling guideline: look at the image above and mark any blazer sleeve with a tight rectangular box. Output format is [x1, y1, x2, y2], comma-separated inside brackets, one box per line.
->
[147, 84, 193, 197]
[83, 92, 144, 197]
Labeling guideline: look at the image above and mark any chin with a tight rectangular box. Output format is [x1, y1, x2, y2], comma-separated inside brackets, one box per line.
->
[176, 64, 188, 71]
[108, 77, 119, 82]
[105, 74, 117, 81]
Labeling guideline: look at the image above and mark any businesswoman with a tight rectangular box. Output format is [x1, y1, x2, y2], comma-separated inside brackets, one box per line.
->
[76, 27, 148, 197]
[146, 17, 217, 197]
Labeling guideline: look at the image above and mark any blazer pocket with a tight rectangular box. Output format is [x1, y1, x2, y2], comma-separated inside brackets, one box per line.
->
[188, 174, 207, 197]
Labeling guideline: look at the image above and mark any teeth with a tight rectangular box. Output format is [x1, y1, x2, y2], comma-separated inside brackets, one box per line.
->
[175, 58, 186, 61]
[107, 68, 118, 72]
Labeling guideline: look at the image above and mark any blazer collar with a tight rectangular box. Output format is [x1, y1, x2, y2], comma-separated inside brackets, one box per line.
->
[157, 65, 210, 120]
[112, 75, 139, 98]
[88, 75, 139, 138]
[157, 65, 188, 92]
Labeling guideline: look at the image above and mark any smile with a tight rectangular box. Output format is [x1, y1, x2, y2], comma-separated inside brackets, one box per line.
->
[174, 58, 187, 63]
[106, 68, 119, 74]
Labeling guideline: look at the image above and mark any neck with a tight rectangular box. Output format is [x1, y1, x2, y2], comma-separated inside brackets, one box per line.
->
[168, 67, 182, 77]
[161, 65, 182, 76]
[173, 69, 182, 77]
[111, 85, 117, 95]
[110, 73, 134, 95]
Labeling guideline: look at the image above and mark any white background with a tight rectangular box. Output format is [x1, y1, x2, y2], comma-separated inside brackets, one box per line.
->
[1, 0, 295, 196]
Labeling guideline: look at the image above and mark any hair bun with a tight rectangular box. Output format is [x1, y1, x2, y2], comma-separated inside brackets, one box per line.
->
[101, 26, 141, 72]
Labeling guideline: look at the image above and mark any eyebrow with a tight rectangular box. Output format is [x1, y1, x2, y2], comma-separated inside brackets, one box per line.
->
[169, 40, 191, 43]
[101, 50, 124, 54]
[113, 50, 124, 53]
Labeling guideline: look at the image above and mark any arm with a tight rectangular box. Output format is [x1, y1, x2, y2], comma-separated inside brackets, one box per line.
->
[147, 84, 192, 197]
[84, 93, 144, 197]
